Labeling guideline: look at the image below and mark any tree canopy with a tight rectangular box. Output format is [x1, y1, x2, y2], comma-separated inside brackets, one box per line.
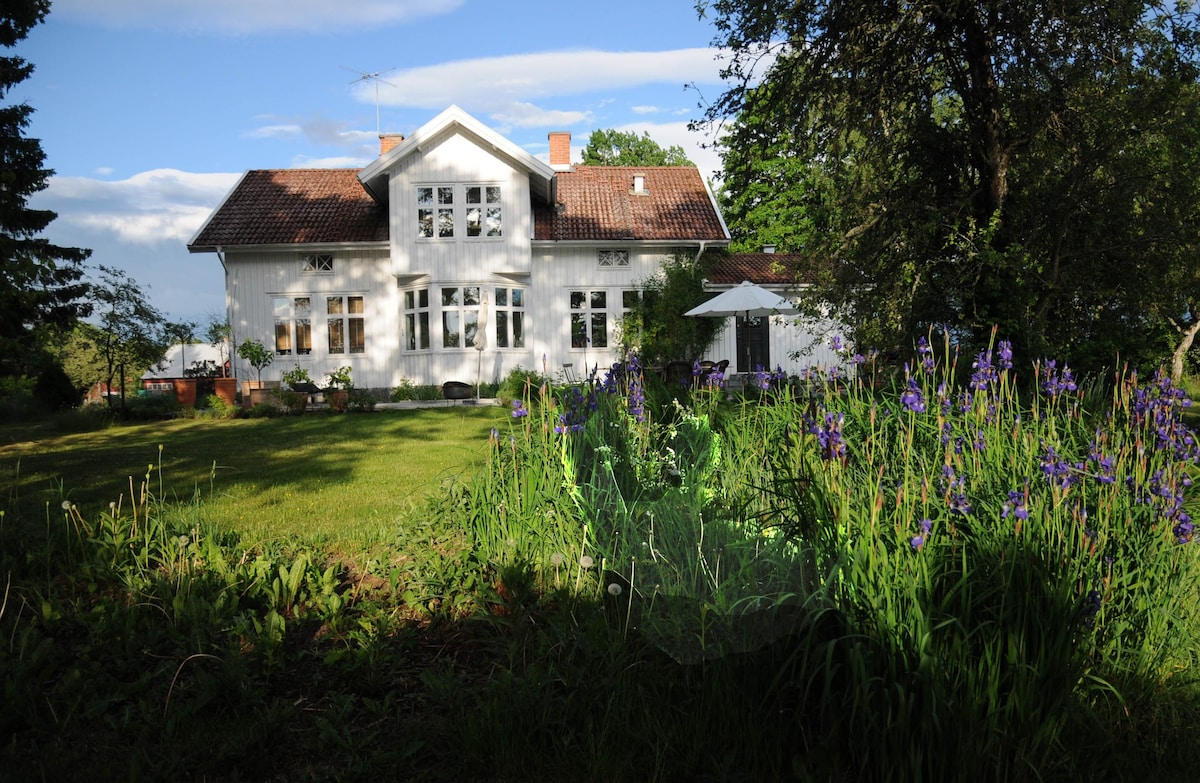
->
[580, 129, 693, 166]
[0, 0, 91, 377]
[702, 0, 1200, 371]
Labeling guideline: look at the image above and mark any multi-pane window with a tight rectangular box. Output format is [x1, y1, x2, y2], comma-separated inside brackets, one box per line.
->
[441, 286, 484, 349]
[417, 185, 502, 240]
[598, 250, 630, 268]
[403, 289, 430, 351]
[273, 296, 312, 356]
[466, 186, 502, 237]
[417, 186, 455, 238]
[301, 253, 333, 273]
[327, 295, 365, 354]
[492, 287, 525, 349]
[570, 290, 609, 349]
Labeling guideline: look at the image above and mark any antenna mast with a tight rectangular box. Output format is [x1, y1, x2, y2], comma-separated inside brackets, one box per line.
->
[341, 66, 397, 138]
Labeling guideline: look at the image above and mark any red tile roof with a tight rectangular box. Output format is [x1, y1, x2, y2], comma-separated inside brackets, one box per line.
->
[190, 165, 727, 250]
[534, 166, 727, 242]
[709, 252, 816, 286]
[189, 169, 388, 250]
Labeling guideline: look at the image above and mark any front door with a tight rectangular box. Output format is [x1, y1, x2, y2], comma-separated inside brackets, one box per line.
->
[736, 316, 770, 373]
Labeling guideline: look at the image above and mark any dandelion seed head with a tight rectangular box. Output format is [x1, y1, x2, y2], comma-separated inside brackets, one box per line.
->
[607, 583, 623, 596]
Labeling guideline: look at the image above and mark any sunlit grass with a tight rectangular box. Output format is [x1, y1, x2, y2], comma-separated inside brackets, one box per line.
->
[0, 406, 507, 545]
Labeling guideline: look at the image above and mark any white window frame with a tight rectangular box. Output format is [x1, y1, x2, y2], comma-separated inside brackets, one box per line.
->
[569, 289, 610, 349]
[598, 249, 630, 268]
[326, 295, 365, 355]
[416, 184, 503, 241]
[300, 253, 334, 274]
[403, 288, 431, 352]
[273, 295, 312, 356]
[491, 286, 526, 349]
[440, 285, 485, 349]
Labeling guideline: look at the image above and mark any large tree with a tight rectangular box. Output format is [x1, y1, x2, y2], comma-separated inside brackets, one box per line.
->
[703, 0, 1200, 371]
[0, 0, 91, 377]
[580, 129, 693, 166]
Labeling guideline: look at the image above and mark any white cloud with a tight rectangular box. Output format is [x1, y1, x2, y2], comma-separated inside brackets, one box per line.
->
[370, 48, 725, 113]
[39, 170, 241, 245]
[292, 155, 372, 169]
[631, 105, 661, 115]
[246, 116, 378, 154]
[50, 0, 464, 34]
[489, 103, 592, 129]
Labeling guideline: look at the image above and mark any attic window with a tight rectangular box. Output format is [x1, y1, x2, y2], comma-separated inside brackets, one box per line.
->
[632, 174, 647, 194]
[301, 254, 334, 273]
[598, 250, 630, 268]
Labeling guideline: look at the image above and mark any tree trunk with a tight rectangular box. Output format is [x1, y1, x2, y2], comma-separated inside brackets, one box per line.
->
[1170, 316, 1200, 384]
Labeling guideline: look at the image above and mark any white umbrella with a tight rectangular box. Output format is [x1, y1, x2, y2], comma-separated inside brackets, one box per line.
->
[684, 280, 799, 318]
[474, 290, 489, 399]
[685, 281, 798, 373]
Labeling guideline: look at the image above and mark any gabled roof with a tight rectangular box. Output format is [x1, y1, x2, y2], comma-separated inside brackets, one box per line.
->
[188, 169, 387, 251]
[709, 252, 815, 286]
[357, 105, 557, 203]
[534, 166, 728, 242]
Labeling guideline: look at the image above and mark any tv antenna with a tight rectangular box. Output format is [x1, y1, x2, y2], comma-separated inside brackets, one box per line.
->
[341, 66, 397, 138]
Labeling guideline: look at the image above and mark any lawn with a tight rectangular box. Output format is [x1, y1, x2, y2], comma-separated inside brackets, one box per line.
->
[0, 406, 508, 544]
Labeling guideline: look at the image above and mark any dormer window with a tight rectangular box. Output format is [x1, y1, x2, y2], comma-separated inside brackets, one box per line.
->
[301, 253, 333, 273]
[417, 184, 503, 240]
[632, 174, 647, 194]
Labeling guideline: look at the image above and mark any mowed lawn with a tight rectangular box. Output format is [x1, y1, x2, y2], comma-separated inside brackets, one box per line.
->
[0, 406, 509, 544]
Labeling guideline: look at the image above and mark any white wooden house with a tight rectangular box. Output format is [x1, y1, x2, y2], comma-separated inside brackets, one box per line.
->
[188, 106, 835, 391]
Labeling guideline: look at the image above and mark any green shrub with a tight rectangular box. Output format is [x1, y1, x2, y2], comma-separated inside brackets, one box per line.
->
[496, 366, 548, 405]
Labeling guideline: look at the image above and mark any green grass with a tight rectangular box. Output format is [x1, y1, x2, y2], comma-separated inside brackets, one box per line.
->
[0, 406, 507, 544]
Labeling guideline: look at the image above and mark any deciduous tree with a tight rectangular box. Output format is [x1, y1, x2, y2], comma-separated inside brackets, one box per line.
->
[580, 129, 693, 166]
[701, 0, 1200, 371]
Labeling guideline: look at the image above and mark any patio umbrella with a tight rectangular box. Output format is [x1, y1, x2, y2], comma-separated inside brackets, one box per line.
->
[474, 290, 489, 400]
[684, 281, 798, 373]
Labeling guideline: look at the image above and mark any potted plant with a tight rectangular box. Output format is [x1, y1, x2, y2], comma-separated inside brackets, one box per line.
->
[237, 338, 275, 409]
[281, 365, 312, 413]
[165, 320, 199, 407]
[324, 365, 352, 412]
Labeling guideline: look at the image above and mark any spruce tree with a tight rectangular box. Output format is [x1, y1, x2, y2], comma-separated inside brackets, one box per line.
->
[0, 0, 91, 377]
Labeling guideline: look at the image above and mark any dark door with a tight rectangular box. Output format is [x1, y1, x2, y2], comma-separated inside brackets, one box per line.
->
[736, 316, 770, 373]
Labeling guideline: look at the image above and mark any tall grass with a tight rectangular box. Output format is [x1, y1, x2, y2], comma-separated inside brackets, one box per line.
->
[446, 334, 1200, 780]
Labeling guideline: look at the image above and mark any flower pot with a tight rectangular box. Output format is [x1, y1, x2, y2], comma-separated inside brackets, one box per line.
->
[246, 381, 281, 410]
[214, 377, 237, 405]
[173, 378, 197, 407]
[328, 389, 349, 413]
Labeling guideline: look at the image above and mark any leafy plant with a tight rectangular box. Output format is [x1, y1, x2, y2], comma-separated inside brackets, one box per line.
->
[324, 366, 352, 390]
[237, 339, 273, 384]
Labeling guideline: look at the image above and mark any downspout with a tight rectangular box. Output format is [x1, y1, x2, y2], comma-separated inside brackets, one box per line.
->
[215, 246, 237, 383]
[693, 240, 707, 265]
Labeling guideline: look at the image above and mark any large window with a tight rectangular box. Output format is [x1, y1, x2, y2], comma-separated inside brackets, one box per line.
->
[441, 286, 484, 349]
[465, 186, 502, 237]
[570, 290, 609, 349]
[273, 296, 312, 356]
[492, 286, 525, 348]
[417, 184, 502, 240]
[327, 295, 365, 354]
[403, 289, 430, 351]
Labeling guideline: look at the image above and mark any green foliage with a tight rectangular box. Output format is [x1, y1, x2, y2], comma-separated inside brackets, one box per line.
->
[495, 365, 549, 405]
[620, 251, 724, 364]
[579, 128, 693, 166]
[280, 364, 311, 389]
[324, 365, 352, 390]
[89, 265, 171, 407]
[236, 338, 273, 383]
[0, 0, 92, 379]
[32, 360, 79, 412]
[705, 0, 1200, 372]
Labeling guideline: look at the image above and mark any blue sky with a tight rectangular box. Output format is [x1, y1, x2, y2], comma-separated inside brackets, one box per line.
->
[19, 0, 734, 327]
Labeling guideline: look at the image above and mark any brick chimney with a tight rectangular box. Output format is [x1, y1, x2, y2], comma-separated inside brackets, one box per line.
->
[548, 131, 571, 170]
[379, 134, 405, 155]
